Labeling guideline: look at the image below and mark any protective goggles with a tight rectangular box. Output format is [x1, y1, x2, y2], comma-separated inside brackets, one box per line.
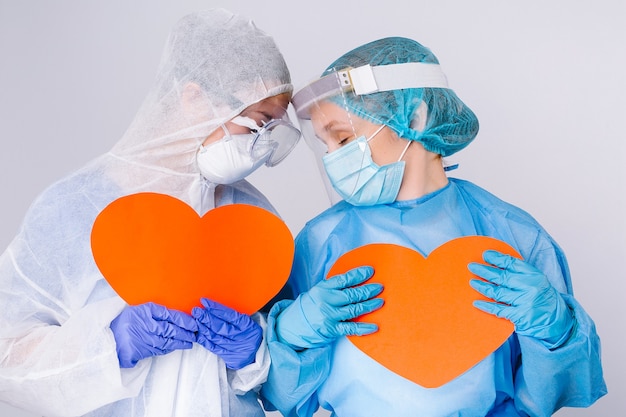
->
[230, 115, 302, 167]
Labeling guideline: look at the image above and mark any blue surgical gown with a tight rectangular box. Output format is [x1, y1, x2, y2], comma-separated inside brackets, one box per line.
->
[261, 178, 607, 417]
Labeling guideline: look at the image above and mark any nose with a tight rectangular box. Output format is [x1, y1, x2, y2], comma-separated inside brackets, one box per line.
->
[224, 121, 254, 135]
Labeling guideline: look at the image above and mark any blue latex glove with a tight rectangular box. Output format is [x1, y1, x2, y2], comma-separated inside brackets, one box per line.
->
[468, 250, 575, 348]
[192, 298, 263, 370]
[110, 302, 198, 368]
[275, 266, 384, 350]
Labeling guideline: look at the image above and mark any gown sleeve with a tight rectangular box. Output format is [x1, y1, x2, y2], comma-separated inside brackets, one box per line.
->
[260, 222, 335, 417]
[510, 232, 607, 416]
[0, 182, 150, 416]
[260, 300, 332, 417]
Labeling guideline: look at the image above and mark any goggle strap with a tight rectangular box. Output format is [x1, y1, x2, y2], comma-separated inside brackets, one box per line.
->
[230, 116, 260, 131]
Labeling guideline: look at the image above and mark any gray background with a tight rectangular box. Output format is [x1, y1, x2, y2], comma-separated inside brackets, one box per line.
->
[0, 1, 623, 416]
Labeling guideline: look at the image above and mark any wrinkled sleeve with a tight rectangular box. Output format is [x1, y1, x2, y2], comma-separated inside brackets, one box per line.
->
[0, 184, 149, 416]
[514, 296, 606, 416]
[511, 233, 607, 416]
[260, 218, 337, 417]
[260, 299, 332, 417]
[227, 312, 271, 394]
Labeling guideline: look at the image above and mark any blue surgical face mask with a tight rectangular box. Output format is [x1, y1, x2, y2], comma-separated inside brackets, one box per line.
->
[322, 125, 411, 206]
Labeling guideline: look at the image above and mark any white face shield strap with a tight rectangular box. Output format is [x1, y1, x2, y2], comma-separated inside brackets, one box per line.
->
[292, 62, 449, 118]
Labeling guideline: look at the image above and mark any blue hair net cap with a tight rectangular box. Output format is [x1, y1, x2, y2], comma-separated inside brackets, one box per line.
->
[323, 37, 479, 157]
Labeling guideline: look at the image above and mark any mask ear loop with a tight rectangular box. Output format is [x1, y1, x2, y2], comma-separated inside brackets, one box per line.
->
[198, 124, 231, 153]
[229, 115, 265, 158]
[365, 124, 386, 143]
[209, 117, 248, 147]
[397, 139, 412, 162]
[347, 123, 388, 199]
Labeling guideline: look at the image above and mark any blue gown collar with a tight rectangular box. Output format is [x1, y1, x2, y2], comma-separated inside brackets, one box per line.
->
[389, 180, 452, 208]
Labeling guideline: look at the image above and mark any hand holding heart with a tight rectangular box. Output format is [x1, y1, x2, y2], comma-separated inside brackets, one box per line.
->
[275, 266, 384, 350]
[468, 250, 575, 349]
[192, 298, 263, 370]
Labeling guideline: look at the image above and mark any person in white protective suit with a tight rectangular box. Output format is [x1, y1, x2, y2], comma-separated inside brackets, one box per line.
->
[0, 9, 300, 417]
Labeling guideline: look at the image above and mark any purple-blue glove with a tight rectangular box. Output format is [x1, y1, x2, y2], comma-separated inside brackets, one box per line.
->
[110, 302, 198, 368]
[468, 250, 575, 348]
[192, 298, 263, 370]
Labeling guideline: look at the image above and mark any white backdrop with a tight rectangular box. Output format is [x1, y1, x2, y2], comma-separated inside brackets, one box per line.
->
[0, 1, 623, 416]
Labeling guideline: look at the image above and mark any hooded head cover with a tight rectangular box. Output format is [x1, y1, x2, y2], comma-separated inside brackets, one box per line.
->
[324, 37, 478, 157]
[0, 9, 291, 416]
[109, 9, 292, 211]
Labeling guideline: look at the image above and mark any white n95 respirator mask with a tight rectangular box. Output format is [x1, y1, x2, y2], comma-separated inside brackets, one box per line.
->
[196, 116, 301, 184]
[196, 132, 270, 184]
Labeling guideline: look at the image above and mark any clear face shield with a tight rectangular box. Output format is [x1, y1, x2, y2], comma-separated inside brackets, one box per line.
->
[292, 63, 449, 205]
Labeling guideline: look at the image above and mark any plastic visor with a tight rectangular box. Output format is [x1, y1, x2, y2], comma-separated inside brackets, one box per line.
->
[292, 62, 449, 205]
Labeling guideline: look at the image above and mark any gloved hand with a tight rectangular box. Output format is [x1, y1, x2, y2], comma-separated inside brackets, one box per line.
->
[468, 250, 575, 348]
[275, 266, 384, 350]
[192, 298, 263, 370]
[110, 302, 198, 368]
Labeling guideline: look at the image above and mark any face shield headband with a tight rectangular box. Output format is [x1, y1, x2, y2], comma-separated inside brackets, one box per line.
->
[292, 62, 449, 119]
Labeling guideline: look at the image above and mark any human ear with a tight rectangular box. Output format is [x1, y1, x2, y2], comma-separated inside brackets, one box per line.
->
[410, 100, 428, 132]
[181, 82, 211, 122]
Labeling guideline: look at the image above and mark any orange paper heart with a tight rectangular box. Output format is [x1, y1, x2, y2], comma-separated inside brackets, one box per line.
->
[328, 236, 520, 388]
[91, 192, 294, 315]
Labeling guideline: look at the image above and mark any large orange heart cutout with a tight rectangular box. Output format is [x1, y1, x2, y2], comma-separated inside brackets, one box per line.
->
[91, 192, 294, 315]
[327, 236, 520, 388]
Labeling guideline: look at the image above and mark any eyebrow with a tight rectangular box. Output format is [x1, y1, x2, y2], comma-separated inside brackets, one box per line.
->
[242, 108, 278, 122]
[259, 105, 287, 119]
[322, 120, 352, 133]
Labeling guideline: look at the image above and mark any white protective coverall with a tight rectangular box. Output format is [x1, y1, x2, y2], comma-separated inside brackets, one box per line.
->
[0, 9, 292, 417]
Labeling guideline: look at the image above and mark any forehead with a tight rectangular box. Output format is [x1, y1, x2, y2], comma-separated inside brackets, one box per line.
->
[244, 93, 291, 117]
[309, 101, 353, 130]
[308, 100, 377, 136]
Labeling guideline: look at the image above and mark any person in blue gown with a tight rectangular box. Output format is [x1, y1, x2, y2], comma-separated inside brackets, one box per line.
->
[260, 37, 607, 416]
